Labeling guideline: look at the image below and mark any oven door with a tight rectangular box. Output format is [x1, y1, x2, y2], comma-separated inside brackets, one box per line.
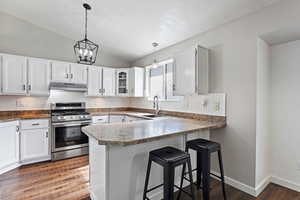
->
[52, 120, 91, 152]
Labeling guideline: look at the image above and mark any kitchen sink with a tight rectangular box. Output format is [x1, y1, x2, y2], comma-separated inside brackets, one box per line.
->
[143, 114, 164, 118]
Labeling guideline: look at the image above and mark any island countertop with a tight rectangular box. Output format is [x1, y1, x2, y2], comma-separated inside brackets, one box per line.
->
[82, 116, 226, 145]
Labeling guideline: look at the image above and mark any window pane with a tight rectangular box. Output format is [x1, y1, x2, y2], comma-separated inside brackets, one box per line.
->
[150, 66, 164, 98]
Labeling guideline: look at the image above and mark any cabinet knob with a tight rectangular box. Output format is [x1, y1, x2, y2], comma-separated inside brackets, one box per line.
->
[46, 131, 48, 138]
[65, 73, 69, 79]
[22, 84, 26, 91]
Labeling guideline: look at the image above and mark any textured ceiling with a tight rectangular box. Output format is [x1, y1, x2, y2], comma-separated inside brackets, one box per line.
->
[0, 0, 282, 62]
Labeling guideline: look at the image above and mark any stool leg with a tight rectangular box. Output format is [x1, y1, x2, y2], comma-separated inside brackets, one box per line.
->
[164, 166, 175, 200]
[143, 158, 152, 200]
[201, 150, 210, 200]
[218, 150, 227, 200]
[176, 163, 186, 200]
[187, 157, 196, 200]
[196, 151, 202, 189]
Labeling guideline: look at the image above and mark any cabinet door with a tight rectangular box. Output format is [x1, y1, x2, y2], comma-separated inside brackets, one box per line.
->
[173, 47, 196, 96]
[2, 54, 27, 95]
[20, 128, 49, 162]
[129, 67, 144, 97]
[87, 66, 102, 96]
[0, 121, 19, 172]
[27, 58, 50, 96]
[116, 69, 129, 96]
[51, 61, 70, 83]
[70, 64, 88, 84]
[102, 67, 116, 96]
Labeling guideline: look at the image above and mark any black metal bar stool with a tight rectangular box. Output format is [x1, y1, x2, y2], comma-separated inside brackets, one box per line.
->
[143, 146, 195, 200]
[177, 139, 227, 200]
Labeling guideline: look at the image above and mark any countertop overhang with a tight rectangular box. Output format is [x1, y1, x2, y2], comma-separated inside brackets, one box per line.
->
[82, 116, 226, 146]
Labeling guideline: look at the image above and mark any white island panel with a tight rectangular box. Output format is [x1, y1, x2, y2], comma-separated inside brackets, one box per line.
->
[89, 130, 209, 200]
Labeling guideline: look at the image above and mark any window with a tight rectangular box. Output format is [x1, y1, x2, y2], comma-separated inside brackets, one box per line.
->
[145, 59, 182, 101]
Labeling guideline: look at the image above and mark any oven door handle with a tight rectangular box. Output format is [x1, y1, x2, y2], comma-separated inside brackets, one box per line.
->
[52, 121, 91, 127]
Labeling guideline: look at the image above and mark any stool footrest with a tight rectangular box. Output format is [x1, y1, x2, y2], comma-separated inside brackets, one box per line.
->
[174, 185, 193, 198]
[146, 183, 164, 193]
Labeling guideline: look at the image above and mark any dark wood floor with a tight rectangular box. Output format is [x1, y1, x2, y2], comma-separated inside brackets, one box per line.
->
[0, 156, 299, 200]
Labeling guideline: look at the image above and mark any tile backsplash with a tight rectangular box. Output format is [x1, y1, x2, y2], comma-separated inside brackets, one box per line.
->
[129, 93, 226, 116]
[0, 90, 226, 117]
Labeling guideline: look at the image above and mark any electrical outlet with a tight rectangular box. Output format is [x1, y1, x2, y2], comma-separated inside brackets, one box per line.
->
[214, 101, 220, 112]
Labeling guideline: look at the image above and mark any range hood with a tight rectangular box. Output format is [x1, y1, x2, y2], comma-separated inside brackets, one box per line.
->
[49, 82, 87, 92]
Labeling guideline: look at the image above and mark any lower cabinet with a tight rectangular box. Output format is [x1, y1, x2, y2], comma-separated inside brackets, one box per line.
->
[20, 128, 50, 164]
[0, 121, 20, 175]
[20, 119, 50, 165]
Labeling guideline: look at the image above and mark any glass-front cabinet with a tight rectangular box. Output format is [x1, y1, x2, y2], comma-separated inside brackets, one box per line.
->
[116, 69, 129, 96]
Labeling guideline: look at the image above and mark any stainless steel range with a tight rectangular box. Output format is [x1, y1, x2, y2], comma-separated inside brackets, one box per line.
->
[51, 102, 91, 161]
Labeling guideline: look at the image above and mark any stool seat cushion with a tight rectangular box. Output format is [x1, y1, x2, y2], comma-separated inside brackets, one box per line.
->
[150, 146, 189, 164]
[187, 138, 220, 152]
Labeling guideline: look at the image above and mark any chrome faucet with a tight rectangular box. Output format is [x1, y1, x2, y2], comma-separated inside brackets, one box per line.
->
[153, 95, 160, 115]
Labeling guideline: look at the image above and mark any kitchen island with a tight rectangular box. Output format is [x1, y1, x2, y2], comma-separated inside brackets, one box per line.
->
[82, 114, 225, 200]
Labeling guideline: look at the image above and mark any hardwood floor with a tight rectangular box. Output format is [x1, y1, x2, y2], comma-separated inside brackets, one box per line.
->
[0, 155, 299, 200]
[0, 156, 89, 200]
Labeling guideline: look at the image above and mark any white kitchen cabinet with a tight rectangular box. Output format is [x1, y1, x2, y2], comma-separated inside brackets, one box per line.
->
[70, 63, 88, 84]
[87, 66, 102, 96]
[50, 61, 70, 83]
[173, 45, 209, 95]
[116, 69, 129, 96]
[0, 121, 20, 175]
[20, 119, 50, 164]
[27, 57, 50, 96]
[129, 67, 144, 97]
[102, 67, 116, 96]
[1, 54, 27, 95]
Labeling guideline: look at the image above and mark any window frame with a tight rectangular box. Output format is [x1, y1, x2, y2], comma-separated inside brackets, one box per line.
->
[145, 59, 183, 102]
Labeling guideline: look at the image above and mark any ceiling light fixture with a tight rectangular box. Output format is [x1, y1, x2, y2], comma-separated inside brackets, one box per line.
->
[74, 3, 99, 65]
[152, 42, 159, 68]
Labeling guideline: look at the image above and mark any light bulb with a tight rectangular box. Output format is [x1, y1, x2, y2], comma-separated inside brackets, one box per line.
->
[79, 49, 83, 55]
[84, 49, 88, 56]
[89, 50, 93, 56]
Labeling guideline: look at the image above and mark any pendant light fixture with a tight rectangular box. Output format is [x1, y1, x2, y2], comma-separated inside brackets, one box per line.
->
[152, 42, 159, 68]
[74, 3, 99, 65]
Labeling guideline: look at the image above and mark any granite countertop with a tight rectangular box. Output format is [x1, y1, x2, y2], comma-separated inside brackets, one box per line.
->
[0, 114, 50, 123]
[82, 117, 226, 146]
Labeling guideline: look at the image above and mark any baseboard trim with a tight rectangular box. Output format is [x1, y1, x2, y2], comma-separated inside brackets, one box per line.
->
[211, 171, 300, 197]
[271, 176, 300, 192]
[211, 170, 256, 196]
[255, 176, 271, 196]
[0, 162, 20, 175]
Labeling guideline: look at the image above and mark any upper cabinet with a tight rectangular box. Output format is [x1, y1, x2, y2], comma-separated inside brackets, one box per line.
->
[173, 45, 209, 95]
[87, 66, 102, 96]
[102, 67, 116, 96]
[50, 61, 87, 84]
[50, 61, 70, 83]
[116, 69, 129, 96]
[1, 54, 27, 95]
[27, 57, 50, 96]
[129, 67, 144, 97]
[87, 66, 116, 97]
[69, 63, 88, 84]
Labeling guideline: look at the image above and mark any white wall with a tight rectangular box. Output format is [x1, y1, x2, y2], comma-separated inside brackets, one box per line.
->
[255, 38, 271, 188]
[0, 11, 130, 67]
[132, 0, 300, 189]
[270, 40, 300, 191]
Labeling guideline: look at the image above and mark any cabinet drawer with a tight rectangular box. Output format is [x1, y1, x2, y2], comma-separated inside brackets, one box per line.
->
[21, 119, 49, 130]
[92, 116, 108, 124]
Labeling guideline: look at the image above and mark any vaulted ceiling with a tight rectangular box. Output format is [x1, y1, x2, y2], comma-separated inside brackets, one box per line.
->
[0, 0, 281, 62]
